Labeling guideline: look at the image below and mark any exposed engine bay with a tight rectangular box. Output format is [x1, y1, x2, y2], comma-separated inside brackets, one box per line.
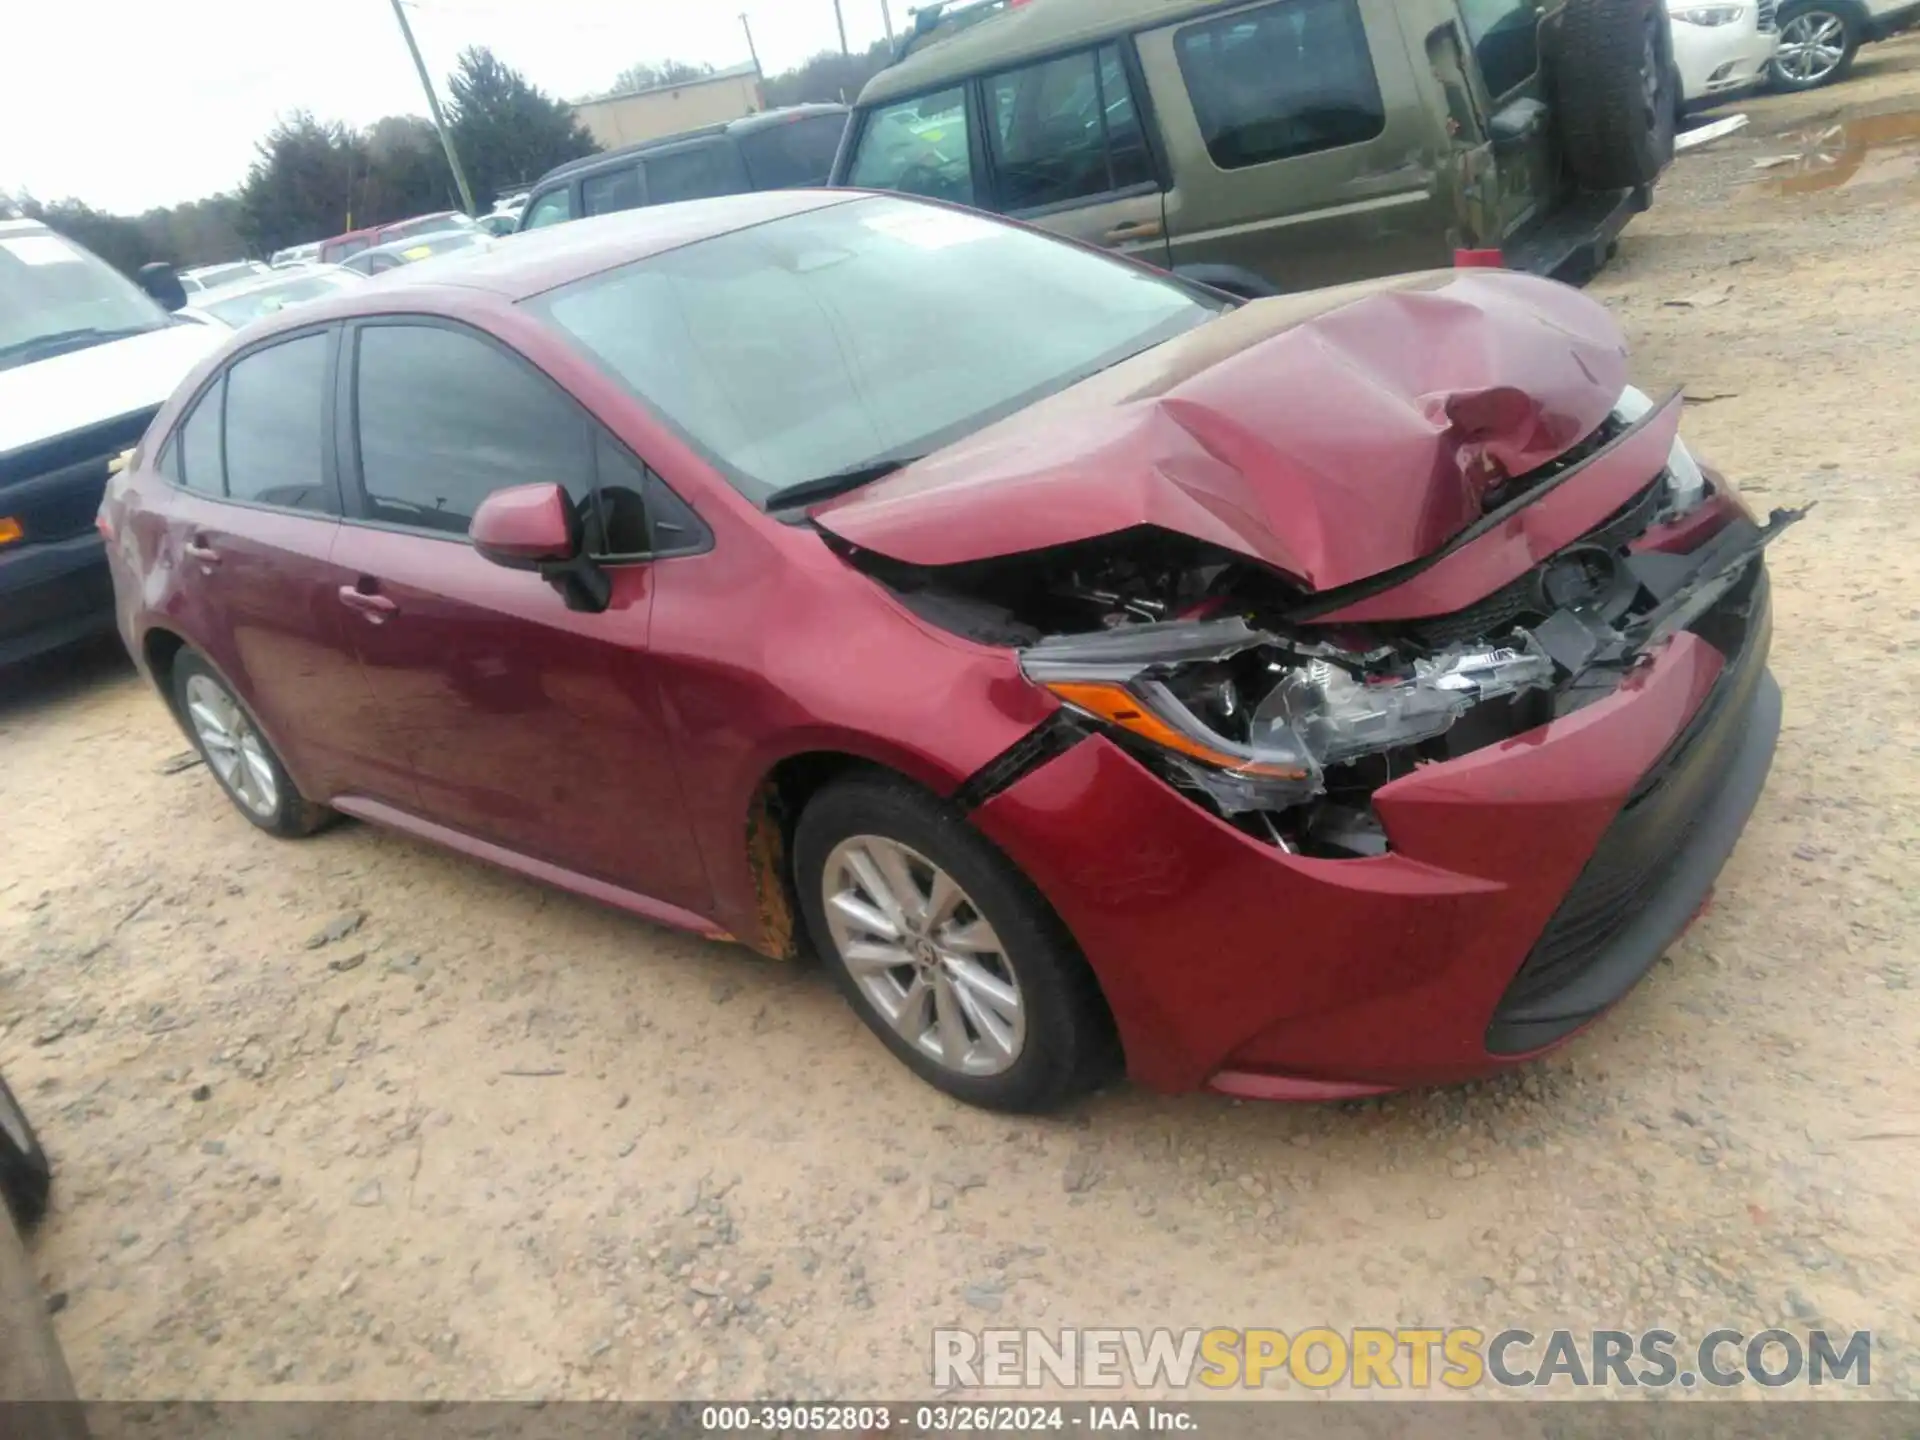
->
[827, 390, 1804, 860]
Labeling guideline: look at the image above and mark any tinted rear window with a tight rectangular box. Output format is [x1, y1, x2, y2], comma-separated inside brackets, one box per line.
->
[642, 143, 750, 205]
[738, 115, 849, 189]
[1174, 0, 1386, 170]
[223, 333, 335, 513]
[583, 165, 644, 216]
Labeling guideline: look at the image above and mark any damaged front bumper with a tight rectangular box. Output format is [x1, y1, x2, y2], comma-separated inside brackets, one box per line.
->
[971, 562, 1778, 1094]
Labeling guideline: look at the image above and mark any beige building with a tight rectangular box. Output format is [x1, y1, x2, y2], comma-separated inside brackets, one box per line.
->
[573, 63, 766, 150]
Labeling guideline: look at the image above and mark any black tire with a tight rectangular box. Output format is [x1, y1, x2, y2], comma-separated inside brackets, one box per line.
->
[1769, 2, 1861, 92]
[0, 1074, 51, 1229]
[1551, 0, 1677, 190]
[793, 771, 1118, 1112]
[171, 650, 330, 838]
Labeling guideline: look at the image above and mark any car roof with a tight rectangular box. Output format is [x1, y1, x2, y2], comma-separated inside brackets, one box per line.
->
[531, 103, 849, 189]
[240, 190, 862, 338]
[860, 0, 1228, 105]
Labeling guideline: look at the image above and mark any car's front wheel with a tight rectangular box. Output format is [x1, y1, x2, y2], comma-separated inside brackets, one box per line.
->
[1771, 3, 1861, 90]
[794, 772, 1116, 1112]
[171, 650, 330, 838]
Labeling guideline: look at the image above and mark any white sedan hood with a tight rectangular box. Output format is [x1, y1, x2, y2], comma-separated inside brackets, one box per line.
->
[0, 323, 222, 459]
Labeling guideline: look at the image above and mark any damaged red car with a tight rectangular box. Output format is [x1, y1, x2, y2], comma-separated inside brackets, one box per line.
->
[102, 192, 1797, 1113]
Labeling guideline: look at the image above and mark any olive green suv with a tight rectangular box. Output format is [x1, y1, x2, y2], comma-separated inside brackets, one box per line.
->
[830, 0, 1680, 297]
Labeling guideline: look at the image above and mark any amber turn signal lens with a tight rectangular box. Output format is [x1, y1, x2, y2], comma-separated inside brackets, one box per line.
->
[0, 517, 23, 547]
[1043, 681, 1306, 780]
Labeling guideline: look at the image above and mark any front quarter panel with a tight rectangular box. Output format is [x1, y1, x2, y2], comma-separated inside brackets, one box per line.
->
[647, 518, 1057, 950]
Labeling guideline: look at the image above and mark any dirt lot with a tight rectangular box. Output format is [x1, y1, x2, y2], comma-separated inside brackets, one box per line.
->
[5, 46, 1920, 1404]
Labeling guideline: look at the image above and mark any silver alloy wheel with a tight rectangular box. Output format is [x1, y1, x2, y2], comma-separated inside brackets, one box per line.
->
[0, 1085, 29, 1155]
[184, 673, 280, 820]
[821, 836, 1026, 1077]
[1776, 10, 1849, 84]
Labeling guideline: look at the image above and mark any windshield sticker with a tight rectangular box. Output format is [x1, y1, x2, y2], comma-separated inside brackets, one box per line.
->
[862, 207, 995, 252]
[0, 235, 81, 266]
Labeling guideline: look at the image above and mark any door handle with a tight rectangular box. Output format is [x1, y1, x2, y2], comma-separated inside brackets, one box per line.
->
[183, 539, 221, 566]
[1103, 218, 1164, 243]
[338, 585, 398, 623]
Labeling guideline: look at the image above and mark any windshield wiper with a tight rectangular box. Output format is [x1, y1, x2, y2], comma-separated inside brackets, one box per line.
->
[0, 325, 159, 371]
[764, 454, 925, 512]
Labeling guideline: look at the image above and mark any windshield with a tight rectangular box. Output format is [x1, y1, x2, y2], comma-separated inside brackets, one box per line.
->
[200, 272, 358, 327]
[530, 196, 1221, 501]
[0, 229, 168, 371]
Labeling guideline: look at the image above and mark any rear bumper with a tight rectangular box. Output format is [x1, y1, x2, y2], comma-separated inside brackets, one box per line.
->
[0, 533, 115, 668]
[970, 572, 1776, 1096]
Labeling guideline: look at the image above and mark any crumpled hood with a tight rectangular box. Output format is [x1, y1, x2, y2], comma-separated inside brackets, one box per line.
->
[812, 270, 1630, 591]
[0, 323, 222, 460]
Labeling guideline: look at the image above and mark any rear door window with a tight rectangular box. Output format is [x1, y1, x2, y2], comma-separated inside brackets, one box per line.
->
[845, 88, 976, 206]
[641, 143, 750, 205]
[738, 114, 850, 189]
[984, 44, 1155, 212]
[582, 165, 644, 216]
[1174, 0, 1386, 170]
[176, 380, 225, 494]
[522, 189, 574, 229]
[222, 333, 336, 513]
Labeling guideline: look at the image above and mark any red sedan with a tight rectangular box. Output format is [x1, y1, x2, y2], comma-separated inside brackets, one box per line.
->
[101, 192, 1796, 1112]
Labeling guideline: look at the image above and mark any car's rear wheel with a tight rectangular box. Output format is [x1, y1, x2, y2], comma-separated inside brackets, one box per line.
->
[171, 651, 330, 838]
[1770, 4, 1860, 90]
[793, 772, 1116, 1112]
[0, 1074, 51, 1229]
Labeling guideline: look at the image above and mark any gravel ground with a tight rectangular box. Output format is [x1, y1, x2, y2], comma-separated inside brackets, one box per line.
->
[4, 46, 1920, 1403]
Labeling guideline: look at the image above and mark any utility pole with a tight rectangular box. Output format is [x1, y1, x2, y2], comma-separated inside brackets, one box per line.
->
[388, 0, 478, 216]
[832, 0, 850, 54]
[878, 0, 895, 44]
[740, 13, 762, 78]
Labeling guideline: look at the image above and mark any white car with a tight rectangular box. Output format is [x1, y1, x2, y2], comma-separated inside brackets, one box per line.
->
[1768, 0, 1920, 90]
[1669, 1, 1781, 109]
[178, 260, 273, 295]
[268, 242, 323, 269]
[0, 220, 222, 665]
[184, 264, 365, 329]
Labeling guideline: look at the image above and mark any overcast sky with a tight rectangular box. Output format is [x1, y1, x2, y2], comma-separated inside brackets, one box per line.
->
[5, 0, 895, 214]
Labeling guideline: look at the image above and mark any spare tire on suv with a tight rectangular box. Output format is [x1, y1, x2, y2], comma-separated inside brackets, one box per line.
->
[1550, 0, 1678, 191]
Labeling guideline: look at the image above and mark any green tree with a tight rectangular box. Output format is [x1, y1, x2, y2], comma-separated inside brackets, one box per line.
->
[592, 58, 715, 99]
[362, 115, 458, 222]
[238, 112, 366, 255]
[14, 196, 151, 274]
[447, 47, 598, 205]
[761, 39, 894, 108]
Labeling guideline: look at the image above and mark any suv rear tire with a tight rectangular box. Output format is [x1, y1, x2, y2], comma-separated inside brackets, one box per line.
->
[1552, 0, 1677, 190]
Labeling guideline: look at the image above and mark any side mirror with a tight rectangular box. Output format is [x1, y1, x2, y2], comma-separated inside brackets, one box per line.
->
[470, 483, 610, 613]
[136, 262, 187, 313]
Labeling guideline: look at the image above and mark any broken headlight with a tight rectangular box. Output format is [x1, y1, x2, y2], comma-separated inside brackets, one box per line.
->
[1021, 619, 1553, 816]
[1615, 384, 1707, 517]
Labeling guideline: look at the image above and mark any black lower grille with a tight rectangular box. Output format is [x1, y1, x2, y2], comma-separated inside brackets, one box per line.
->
[1487, 567, 1770, 1042]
